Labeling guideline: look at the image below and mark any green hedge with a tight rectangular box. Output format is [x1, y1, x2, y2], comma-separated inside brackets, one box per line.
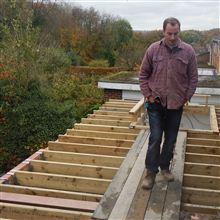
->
[0, 80, 75, 173]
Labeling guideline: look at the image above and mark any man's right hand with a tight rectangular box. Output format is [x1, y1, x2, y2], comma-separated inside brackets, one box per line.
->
[146, 95, 155, 103]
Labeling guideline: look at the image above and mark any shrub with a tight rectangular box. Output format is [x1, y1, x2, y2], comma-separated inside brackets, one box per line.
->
[0, 79, 74, 173]
[41, 47, 72, 73]
[50, 75, 104, 122]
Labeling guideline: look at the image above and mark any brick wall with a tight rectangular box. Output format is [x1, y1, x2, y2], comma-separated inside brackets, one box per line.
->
[104, 89, 122, 101]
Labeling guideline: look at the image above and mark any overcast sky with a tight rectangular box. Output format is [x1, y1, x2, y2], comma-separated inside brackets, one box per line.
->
[60, 0, 220, 31]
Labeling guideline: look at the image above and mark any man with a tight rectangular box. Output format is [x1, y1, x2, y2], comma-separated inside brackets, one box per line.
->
[139, 17, 198, 189]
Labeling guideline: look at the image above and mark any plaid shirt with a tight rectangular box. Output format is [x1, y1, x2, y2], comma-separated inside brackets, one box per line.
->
[139, 38, 198, 109]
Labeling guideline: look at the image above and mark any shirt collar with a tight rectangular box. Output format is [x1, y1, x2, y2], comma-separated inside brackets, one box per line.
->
[160, 37, 184, 49]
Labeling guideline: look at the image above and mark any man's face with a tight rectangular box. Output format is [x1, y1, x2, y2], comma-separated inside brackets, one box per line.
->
[163, 23, 180, 46]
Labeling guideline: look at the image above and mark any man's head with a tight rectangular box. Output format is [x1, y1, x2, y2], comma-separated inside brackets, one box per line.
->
[163, 17, 181, 46]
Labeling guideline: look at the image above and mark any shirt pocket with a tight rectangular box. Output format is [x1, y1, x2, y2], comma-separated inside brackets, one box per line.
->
[152, 56, 164, 73]
[176, 57, 188, 74]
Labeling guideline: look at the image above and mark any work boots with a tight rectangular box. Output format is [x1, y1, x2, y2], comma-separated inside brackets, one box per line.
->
[161, 169, 174, 182]
[142, 169, 156, 190]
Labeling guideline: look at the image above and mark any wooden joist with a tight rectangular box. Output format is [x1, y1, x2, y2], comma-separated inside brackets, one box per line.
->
[48, 141, 129, 157]
[185, 152, 220, 165]
[187, 137, 220, 146]
[187, 132, 220, 140]
[183, 129, 216, 135]
[66, 129, 137, 140]
[181, 203, 220, 215]
[42, 150, 124, 167]
[29, 160, 118, 180]
[0, 202, 92, 220]
[58, 134, 134, 148]
[129, 97, 144, 115]
[0, 184, 102, 202]
[87, 114, 133, 121]
[102, 104, 132, 109]
[183, 105, 209, 114]
[81, 118, 131, 126]
[186, 144, 220, 155]
[129, 97, 145, 122]
[183, 173, 220, 190]
[106, 100, 137, 103]
[182, 187, 220, 206]
[0, 150, 44, 184]
[93, 110, 132, 117]
[103, 102, 135, 108]
[108, 99, 138, 103]
[15, 171, 111, 194]
[74, 123, 140, 134]
[99, 106, 130, 112]
[184, 162, 220, 176]
[0, 192, 98, 212]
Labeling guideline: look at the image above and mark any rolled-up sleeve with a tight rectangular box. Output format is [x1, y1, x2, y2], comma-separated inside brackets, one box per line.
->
[186, 49, 198, 101]
[139, 47, 153, 98]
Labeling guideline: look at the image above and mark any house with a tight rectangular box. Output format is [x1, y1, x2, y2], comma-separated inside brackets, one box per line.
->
[99, 70, 220, 104]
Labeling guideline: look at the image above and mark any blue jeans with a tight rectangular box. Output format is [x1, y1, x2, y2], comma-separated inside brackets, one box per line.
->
[145, 101, 183, 173]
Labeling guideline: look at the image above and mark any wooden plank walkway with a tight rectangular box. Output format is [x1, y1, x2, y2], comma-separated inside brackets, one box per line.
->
[93, 130, 149, 220]
[145, 132, 187, 220]
[97, 131, 187, 220]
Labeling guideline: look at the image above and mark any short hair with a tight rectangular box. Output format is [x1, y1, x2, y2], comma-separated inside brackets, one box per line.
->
[163, 17, 181, 31]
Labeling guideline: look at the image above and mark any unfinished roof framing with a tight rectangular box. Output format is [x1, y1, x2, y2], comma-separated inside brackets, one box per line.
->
[0, 97, 219, 219]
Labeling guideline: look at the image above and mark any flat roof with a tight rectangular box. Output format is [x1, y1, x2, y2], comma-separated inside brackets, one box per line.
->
[100, 69, 220, 88]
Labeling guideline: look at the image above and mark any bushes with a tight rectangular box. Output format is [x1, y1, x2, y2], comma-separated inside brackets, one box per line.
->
[0, 79, 75, 173]
[41, 47, 72, 73]
[50, 75, 104, 122]
[0, 74, 104, 174]
[0, 72, 104, 174]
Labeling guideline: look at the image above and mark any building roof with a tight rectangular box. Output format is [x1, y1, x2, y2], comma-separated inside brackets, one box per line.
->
[99, 70, 220, 88]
